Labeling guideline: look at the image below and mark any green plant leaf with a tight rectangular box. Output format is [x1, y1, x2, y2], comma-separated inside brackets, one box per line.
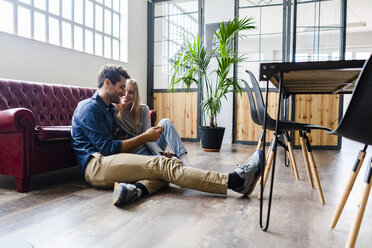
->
[169, 16, 255, 128]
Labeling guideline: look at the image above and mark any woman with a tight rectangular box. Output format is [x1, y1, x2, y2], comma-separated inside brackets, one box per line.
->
[116, 79, 192, 167]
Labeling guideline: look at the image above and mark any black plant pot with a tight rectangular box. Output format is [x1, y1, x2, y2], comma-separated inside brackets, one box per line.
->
[199, 126, 225, 152]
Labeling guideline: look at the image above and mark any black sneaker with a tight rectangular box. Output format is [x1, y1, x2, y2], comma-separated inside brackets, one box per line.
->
[233, 149, 263, 195]
[113, 182, 141, 206]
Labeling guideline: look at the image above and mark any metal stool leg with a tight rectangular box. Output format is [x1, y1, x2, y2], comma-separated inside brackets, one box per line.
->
[345, 157, 372, 248]
[299, 131, 314, 188]
[330, 145, 367, 229]
[303, 132, 325, 205]
[259, 74, 283, 231]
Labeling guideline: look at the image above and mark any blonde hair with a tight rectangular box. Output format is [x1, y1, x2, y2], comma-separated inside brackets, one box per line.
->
[118, 79, 141, 134]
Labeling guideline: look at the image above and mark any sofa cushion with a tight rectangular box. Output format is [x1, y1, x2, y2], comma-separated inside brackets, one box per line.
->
[35, 126, 72, 141]
[0, 79, 96, 126]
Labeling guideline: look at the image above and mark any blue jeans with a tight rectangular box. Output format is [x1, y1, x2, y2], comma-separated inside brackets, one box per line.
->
[133, 118, 187, 157]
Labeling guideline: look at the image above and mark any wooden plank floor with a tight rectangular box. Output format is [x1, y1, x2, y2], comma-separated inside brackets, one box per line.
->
[1, 140, 372, 248]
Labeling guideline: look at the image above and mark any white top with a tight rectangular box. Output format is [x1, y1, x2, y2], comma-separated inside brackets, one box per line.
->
[116, 104, 151, 138]
[116, 104, 162, 155]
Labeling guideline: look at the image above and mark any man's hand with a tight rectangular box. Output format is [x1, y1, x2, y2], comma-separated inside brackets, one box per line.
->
[144, 126, 163, 142]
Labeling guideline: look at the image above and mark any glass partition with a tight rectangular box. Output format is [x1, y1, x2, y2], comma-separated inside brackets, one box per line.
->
[295, 0, 342, 62]
[238, 0, 284, 88]
[345, 0, 372, 59]
[153, 0, 199, 89]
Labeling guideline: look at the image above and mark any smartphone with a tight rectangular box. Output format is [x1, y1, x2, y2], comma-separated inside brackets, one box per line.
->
[159, 151, 176, 157]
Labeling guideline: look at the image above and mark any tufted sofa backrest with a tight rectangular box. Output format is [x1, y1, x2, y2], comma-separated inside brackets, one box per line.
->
[0, 79, 96, 126]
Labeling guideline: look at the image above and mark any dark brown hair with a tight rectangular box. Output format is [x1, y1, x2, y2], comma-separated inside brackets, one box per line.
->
[97, 64, 130, 88]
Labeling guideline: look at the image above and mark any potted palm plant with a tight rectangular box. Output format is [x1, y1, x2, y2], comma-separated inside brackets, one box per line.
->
[170, 17, 255, 151]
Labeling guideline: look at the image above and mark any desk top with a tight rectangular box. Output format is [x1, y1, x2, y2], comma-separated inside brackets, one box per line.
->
[259, 60, 365, 94]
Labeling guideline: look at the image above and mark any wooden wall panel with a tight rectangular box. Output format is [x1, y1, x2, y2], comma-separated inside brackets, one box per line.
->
[153, 92, 197, 139]
[236, 92, 339, 147]
[153, 92, 170, 122]
[293, 94, 340, 146]
[155, 92, 339, 146]
[236, 92, 278, 142]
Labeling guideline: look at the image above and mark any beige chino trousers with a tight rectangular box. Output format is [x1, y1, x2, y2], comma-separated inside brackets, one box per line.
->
[84, 152, 228, 195]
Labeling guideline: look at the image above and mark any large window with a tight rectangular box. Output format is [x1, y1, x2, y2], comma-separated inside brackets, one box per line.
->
[0, 0, 122, 60]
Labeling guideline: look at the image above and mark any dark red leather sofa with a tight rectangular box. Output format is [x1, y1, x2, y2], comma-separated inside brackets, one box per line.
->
[0, 79, 96, 192]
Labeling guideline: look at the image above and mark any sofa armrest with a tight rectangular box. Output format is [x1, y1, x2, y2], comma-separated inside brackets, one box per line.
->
[0, 108, 35, 133]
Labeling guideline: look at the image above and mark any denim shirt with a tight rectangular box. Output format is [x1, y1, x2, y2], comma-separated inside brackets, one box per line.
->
[71, 92, 122, 175]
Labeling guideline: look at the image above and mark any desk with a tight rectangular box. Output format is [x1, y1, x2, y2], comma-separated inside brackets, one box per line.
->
[260, 60, 365, 95]
[257, 59, 365, 231]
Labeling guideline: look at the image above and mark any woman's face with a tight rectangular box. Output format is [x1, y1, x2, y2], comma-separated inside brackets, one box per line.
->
[121, 83, 136, 107]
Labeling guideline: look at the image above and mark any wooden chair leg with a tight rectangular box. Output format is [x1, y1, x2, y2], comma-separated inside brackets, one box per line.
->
[258, 136, 275, 199]
[256, 140, 263, 151]
[330, 146, 367, 229]
[300, 131, 314, 188]
[303, 132, 325, 205]
[284, 137, 295, 172]
[256, 130, 264, 151]
[345, 157, 372, 248]
[284, 132, 299, 180]
[257, 135, 273, 184]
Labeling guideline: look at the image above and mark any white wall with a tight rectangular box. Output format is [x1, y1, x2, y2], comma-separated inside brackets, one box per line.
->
[0, 0, 148, 103]
[205, 0, 235, 144]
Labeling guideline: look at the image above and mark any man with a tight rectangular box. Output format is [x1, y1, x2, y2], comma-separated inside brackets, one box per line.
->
[71, 64, 263, 207]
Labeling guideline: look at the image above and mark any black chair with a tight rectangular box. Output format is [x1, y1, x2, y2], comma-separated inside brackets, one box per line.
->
[242, 78, 270, 153]
[245, 70, 332, 204]
[242, 79, 299, 197]
[328, 54, 372, 248]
